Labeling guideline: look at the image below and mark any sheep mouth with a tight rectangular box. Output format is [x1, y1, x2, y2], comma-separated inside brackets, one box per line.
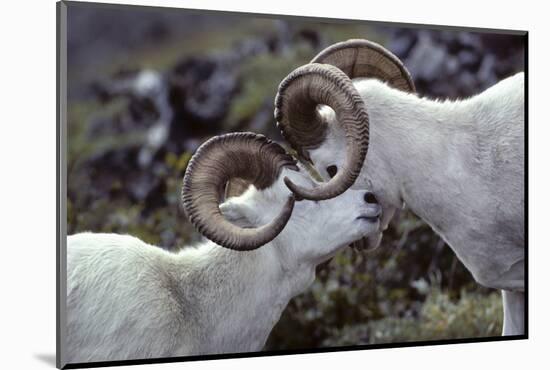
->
[356, 215, 380, 223]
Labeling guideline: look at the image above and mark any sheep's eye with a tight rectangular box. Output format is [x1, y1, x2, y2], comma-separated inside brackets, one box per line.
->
[364, 192, 378, 204]
[326, 165, 338, 178]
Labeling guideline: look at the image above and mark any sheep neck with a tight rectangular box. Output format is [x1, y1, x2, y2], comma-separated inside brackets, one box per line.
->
[364, 90, 476, 237]
[173, 240, 315, 353]
[361, 78, 524, 291]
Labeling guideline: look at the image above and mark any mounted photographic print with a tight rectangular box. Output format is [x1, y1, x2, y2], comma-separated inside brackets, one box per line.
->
[56, 1, 527, 368]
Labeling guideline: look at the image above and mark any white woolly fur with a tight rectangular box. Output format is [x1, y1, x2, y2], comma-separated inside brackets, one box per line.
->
[66, 166, 381, 363]
[308, 72, 525, 335]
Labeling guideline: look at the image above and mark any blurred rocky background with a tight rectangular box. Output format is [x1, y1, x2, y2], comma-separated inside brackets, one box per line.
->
[67, 3, 525, 350]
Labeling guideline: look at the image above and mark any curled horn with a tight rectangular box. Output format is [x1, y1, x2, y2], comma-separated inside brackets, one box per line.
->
[311, 39, 415, 92]
[274, 63, 370, 201]
[274, 39, 414, 201]
[182, 132, 298, 251]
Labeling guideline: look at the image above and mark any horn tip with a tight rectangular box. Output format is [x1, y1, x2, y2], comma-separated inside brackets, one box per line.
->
[283, 177, 304, 202]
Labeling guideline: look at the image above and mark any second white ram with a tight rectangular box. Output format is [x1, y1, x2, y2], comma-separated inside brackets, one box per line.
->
[273, 39, 525, 335]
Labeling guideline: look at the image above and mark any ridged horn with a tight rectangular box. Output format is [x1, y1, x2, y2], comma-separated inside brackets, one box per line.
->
[311, 39, 415, 92]
[274, 63, 369, 200]
[182, 132, 298, 251]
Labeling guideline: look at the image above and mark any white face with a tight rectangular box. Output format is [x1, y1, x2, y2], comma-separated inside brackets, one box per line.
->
[309, 145, 387, 252]
[288, 183, 382, 260]
[305, 114, 395, 251]
[309, 106, 348, 183]
[220, 166, 381, 262]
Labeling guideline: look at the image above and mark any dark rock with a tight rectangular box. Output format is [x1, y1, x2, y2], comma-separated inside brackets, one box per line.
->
[296, 29, 324, 50]
[457, 50, 482, 72]
[445, 56, 460, 76]
[169, 56, 238, 126]
[406, 32, 447, 82]
[477, 54, 498, 87]
[456, 32, 482, 50]
[388, 32, 418, 59]
[144, 20, 171, 42]
[480, 33, 525, 58]
[387, 28, 524, 99]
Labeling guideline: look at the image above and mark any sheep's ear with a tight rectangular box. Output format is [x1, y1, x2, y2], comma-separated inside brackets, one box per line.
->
[219, 201, 255, 228]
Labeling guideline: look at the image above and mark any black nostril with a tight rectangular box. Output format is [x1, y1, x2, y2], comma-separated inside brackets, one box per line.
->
[364, 192, 378, 204]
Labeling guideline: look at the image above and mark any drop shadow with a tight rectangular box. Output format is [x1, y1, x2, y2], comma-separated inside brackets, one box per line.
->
[34, 353, 56, 367]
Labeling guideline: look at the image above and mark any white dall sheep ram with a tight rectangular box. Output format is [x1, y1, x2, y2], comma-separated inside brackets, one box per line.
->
[273, 40, 525, 335]
[66, 132, 382, 363]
